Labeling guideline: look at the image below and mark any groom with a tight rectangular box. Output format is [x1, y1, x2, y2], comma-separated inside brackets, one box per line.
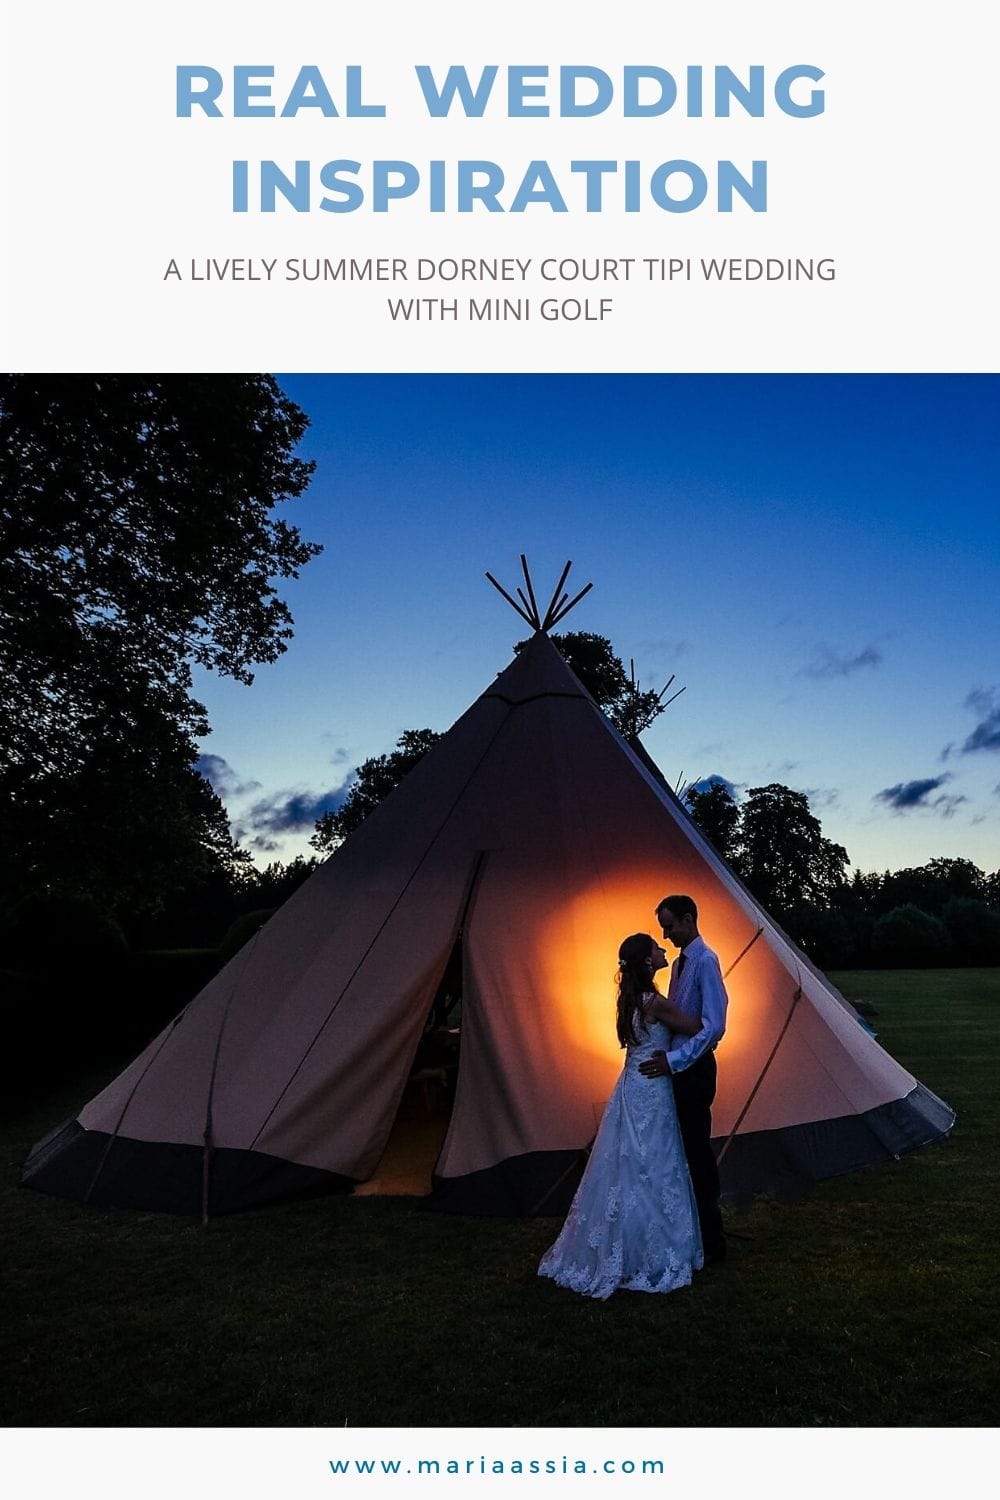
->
[639, 894, 729, 1264]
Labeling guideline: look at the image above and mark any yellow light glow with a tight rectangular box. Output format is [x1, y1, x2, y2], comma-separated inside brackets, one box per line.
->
[531, 861, 782, 1129]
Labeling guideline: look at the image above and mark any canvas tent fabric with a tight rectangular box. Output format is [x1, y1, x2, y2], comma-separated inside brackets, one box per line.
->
[23, 630, 955, 1216]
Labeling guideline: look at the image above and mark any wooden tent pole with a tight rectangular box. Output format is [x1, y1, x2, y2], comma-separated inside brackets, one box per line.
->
[519, 554, 541, 627]
[540, 561, 573, 630]
[488, 556, 594, 633]
[485, 571, 536, 626]
[549, 580, 594, 626]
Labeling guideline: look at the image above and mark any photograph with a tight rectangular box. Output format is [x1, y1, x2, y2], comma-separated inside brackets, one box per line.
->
[3, 373, 997, 1438]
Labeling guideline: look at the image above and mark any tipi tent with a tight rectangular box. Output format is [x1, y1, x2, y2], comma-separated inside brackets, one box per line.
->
[24, 574, 954, 1217]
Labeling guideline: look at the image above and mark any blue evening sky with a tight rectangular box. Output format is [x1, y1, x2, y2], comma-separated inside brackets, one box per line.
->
[193, 376, 1000, 876]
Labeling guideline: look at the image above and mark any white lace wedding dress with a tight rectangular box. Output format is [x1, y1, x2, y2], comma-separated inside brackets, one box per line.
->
[538, 1013, 703, 1299]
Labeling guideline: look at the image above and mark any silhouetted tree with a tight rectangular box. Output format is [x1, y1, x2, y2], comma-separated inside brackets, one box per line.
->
[879, 857, 985, 918]
[925, 857, 985, 900]
[516, 631, 667, 736]
[734, 783, 849, 917]
[940, 897, 1000, 965]
[844, 868, 884, 909]
[685, 781, 741, 860]
[783, 903, 856, 968]
[829, 869, 884, 965]
[0, 375, 317, 914]
[871, 904, 951, 967]
[311, 729, 442, 853]
[248, 855, 321, 907]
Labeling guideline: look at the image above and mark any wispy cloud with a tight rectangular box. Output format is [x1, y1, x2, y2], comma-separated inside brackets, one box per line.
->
[960, 688, 1000, 754]
[800, 643, 883, 680]
[242, 784, 352, 839]
[633, 637, 690, 662]
[803, 786, 841, 811]
[762, 759, 800, 778]
[232, 828, 282, 854]
[195, 754, 261, 799]
[874, 774, 966, 817]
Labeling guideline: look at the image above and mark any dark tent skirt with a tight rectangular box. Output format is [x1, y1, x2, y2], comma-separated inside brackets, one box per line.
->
[22, 1082, 952, 1217]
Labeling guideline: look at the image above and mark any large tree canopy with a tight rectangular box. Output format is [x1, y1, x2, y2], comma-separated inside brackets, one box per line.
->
[879, 857, 986, 916]
[0, 375, 318, 913]
[734, 783, 850, 914]
[685, 779, 850, 917]
[684, 781, 742, 861]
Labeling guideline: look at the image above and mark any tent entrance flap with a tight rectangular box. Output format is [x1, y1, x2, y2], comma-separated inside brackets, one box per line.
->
[354, 854, 486, 1198]
[352, 935, 460, 1197]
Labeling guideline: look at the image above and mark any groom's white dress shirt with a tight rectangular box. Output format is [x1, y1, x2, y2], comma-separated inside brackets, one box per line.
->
[664, 935, 728, 1074]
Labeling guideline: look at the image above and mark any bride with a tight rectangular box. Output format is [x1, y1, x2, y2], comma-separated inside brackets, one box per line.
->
[538, 932, 704, 1299]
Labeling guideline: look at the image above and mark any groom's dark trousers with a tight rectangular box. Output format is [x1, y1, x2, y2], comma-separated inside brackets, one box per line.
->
[672, 1051, 725, 1258]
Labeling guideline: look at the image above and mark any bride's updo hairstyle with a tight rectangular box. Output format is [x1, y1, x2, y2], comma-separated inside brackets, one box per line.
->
[615, 932, 657, 1049]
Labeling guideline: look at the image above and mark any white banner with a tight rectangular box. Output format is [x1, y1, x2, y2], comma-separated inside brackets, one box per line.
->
[1, 2, 995, 371]
[1, 1426, 992, 1500]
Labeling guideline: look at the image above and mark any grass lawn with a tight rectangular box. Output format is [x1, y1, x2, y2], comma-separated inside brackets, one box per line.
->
[2, 969, 997, 1427]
